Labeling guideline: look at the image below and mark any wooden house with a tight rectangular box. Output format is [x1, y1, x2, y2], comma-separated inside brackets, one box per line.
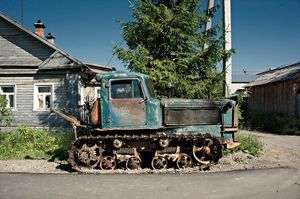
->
[246, 62, 300, 118]
[0, 12, 115, 130]
[232, 70, 257, 94]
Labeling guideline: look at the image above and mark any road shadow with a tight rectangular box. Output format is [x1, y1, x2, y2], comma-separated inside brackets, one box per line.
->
[54, 162, 72, 173]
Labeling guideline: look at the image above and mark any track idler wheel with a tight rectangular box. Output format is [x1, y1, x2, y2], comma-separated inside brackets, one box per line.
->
[151, 156, 168, 170]
[176, 153, 193, 169]
[125, 156, 142, 170]
[192, 138, 222, 165]
[77, 143, 102, 168]
[99, 156, 117, 170]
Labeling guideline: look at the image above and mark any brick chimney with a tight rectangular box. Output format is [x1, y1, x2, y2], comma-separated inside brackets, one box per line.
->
[34, 20, 45, 38]
[46, 33, 55, 44]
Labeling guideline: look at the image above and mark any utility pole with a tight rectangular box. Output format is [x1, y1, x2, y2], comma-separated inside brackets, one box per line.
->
[223, 0, 232, 97]
[21, 0, 24, 25]
[204, 0, 214, 49]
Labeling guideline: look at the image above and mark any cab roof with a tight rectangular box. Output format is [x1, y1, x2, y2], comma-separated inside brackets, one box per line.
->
[101, 71, 149, 80]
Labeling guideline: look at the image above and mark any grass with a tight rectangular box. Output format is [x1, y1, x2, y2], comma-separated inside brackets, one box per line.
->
[0, 125, 74, 161]
[224, 133, 263, 157]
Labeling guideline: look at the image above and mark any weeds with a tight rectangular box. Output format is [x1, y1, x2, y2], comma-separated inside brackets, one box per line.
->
[0, 125, 73, 161]
[225, 133, 263, 157]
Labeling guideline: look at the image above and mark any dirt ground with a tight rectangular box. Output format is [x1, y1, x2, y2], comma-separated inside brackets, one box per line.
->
[0, 130, 299, 174]
[211, 130, 300, 172]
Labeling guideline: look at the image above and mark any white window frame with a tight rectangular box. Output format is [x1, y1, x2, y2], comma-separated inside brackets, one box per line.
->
[95, 87, 101, 99]
[0, 84, 17, 110]
[33, 83, 54, 111]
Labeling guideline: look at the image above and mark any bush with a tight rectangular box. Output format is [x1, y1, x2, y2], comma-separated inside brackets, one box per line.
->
[47, 128, 74, 161]
[0, 125, 73, 161]
[0, 95, 12, 126]
[225, 133, 262, 156]
[247, 111, 300, 135]
[236, 89, 250, 128]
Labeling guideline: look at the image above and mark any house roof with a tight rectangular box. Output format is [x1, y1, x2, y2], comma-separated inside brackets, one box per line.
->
[0, 12, 115, 73]
[246, 61, 300, 87]
[0, 12, 82, 67]
[232, 70, 258, 83]
[83, 62, 116, 72]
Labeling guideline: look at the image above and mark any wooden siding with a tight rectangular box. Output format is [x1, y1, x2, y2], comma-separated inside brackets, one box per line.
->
[0, 17, 54, 66]
[0, 71, 80, 128]
[248, 78, 300, 117]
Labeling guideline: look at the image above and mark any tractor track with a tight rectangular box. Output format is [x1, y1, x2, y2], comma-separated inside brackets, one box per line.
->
[67, 133, 223, 173]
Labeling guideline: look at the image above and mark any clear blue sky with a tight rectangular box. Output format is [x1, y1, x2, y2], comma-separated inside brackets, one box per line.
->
[1, 0, 299, 73]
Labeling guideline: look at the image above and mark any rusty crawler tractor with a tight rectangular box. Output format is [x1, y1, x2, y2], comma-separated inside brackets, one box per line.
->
[51, 71, 240, 172]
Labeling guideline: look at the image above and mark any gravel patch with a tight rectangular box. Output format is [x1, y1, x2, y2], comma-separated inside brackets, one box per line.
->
[0, 160, 69, 174]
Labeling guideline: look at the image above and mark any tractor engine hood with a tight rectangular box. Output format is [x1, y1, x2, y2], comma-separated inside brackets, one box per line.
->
[160, 98, 236, 109]
[160, 98, 236, 126]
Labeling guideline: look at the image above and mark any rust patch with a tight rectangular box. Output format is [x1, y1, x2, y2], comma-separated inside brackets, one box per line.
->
[110, 99, 146, 126]
[91, 98, 101, 127]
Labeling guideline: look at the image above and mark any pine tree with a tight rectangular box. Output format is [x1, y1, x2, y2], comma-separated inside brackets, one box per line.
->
[115, 0, 232, 99]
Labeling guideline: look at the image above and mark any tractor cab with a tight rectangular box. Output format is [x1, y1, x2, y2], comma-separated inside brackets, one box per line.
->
[96, 71, 162, 129]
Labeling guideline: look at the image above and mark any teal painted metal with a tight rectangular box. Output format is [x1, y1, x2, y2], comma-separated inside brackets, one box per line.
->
[164, 125, 232, 139]
[223, 109, 233, 126]
[146, 98, 162, 128]
[164, 125, 222, 137]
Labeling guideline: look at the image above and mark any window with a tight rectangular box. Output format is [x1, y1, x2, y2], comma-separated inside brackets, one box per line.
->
[0, 85, 15, 108]
[111, 79, 144, 99]
[34, 84, 53, 110]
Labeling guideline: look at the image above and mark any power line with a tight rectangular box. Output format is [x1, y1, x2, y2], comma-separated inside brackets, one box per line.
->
[106, 39, 124, 66]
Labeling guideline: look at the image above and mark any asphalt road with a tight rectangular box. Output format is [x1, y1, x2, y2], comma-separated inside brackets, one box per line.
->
[0, 167, 299, 199]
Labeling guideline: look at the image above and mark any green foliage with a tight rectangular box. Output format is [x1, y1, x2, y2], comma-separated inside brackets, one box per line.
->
[235, 133, 262, 156]
[115, 0, 233, 99]
[0, 125, 73, 161]
[225, 133, 262, 157]
[47, 129, 74, 161]
[247, 111, 300, 135]
[236, 89, 250, 128]
[0, 95, 12, 126]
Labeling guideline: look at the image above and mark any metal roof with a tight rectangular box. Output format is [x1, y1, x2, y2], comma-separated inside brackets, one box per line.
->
[232, 71, 258, 83]
[246, 62, 300, 87]
[101, 71, 149, 79]
[83, 62, 116, 72]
